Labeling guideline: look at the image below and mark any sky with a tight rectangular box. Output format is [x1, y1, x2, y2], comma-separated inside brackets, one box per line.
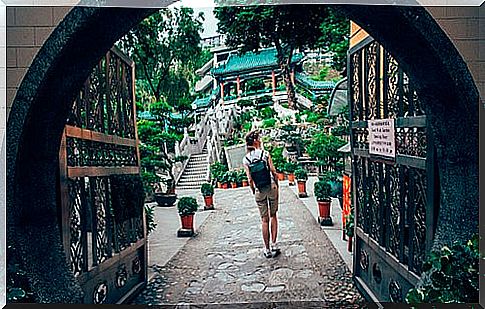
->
[170, 0, 219, 38]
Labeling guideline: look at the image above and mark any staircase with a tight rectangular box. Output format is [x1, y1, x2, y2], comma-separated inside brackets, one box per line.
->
[176, 144, 209, 190]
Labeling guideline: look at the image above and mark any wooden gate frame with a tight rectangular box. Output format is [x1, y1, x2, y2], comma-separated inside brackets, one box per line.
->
[349, 37, 438, 302]
[58, 46, 147, 304]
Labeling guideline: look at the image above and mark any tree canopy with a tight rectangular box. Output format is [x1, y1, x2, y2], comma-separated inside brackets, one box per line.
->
[214, 4, 349, 108]
[119, 7, 204, 102]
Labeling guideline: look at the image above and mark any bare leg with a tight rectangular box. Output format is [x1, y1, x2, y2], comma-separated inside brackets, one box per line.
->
[270, 214, 278, 244]
[261, 216, 270, 250]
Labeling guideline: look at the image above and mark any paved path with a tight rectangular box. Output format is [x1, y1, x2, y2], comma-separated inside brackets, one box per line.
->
[133, 183, 364, 306]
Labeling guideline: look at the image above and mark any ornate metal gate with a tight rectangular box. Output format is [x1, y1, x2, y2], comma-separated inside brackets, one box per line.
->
[349, 38, 438, 302]
[58, 47, 147, 304]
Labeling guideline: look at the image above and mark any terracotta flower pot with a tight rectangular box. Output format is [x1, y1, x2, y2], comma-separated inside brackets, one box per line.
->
[204, 195, 213, 207]
[242, 180, 249, 187]
[317, 200, 331, 218]
[277, 172, 285, 181]
[297, 180, 307, 197]
[222, 183, 228, 189]
[231, 182, 237, 189]
[348, 236, 353, 252]
[180, 214, 194, 230]
[288, 173, 295, 185]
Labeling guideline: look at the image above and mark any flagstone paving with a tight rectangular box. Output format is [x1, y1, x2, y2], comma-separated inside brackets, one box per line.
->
[133, 184, 364, 306]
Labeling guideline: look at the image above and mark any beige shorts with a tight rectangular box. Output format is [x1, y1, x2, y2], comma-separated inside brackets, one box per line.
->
[255, 182, 279, 218]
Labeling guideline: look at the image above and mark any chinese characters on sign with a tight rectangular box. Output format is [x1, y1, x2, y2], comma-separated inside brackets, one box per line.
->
[368, 119, 396, 159]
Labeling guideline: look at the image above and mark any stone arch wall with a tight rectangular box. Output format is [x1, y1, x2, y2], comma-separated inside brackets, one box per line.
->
[5, 4, 483, 303]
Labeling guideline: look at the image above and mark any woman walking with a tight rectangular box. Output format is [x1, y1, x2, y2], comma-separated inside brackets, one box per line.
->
[242, 131, 281, 258]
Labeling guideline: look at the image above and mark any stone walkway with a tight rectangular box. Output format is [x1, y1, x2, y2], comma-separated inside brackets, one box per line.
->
[133, 183, 364, 306]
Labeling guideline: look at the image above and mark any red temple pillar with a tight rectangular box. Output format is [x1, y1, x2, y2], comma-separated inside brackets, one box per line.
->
[237, 76, 241, 98]
[272, 70, 276, 96]
[220, 82, 224, 104]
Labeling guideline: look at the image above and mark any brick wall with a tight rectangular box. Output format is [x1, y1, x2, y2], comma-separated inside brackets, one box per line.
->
[6, 6, 72, 116]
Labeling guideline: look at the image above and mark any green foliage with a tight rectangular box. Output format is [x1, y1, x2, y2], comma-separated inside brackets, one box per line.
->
[294, 168, 308, 181]
[201, 183, 214, 196]
[246, 79, 266, 92]
[177, 197, 199, 216]
[269, 146, 286, 172]
[237, 168, 248, 182]
[214, 4, 334, 108]
[262, 118, 277, 128]
[406, 234, 479, 304]
[118, 7, 204, 101]
[345, 212, 354, 238]
[314, 180, 332, 201]
[237, 99, 254, 107]
[144, 204, 157, 235]
[284, 161, 298, 174]
[210, 162, 228, 182]
[243, 122, 253, 132]
[307, 132, 346, 172]
[255, 95, 274, 108]
[317, 8, 350, 73]
[259, 106, 275, 119]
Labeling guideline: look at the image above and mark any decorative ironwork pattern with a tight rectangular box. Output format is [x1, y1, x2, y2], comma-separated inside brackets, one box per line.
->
[384, 52, 400, 119]
[411, 168, 427, 274]
[90, 177, 111, 265]
[66, 137, 138, 167]
[389, 280, 403, 302]
[351, 52, 361, 121]
[67, 50, 135, 139]
[69, 177, 85, 277]
[350, 38, 435, 300]
[395, 127, 427, 158]
[387, 165, 401, 258]
[116, 265, 128, 288]
[351, 127, 368, 150]
[93, 281, 108, 304]
[365, 42, 379, 120]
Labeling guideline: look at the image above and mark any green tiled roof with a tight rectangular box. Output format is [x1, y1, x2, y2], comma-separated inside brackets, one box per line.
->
[212, 47, 303, 76]
[193, 96, 211, 109]
[137, 111, 183, 120]
[295, 72, 336, 90]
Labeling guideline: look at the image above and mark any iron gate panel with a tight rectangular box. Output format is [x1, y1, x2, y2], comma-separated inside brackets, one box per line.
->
[349, 39, 437, 302]
[59, 47, 146, 304]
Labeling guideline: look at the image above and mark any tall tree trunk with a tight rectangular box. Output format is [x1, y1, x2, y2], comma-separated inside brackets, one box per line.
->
[282, 64, 297, 110]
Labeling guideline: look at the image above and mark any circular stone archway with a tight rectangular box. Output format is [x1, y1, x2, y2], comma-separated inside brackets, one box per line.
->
[6, 5, 479, 303]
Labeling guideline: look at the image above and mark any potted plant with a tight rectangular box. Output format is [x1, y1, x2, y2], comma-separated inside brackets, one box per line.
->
[220, 172, 229, 189]
[210, 162, 227, 188]
[314, 180, 333, 226]
[229, 170, 238, 189]
[201, 183, 214, 210]
[284, 162, 298, 186]
[177, 197, 198, 237]
[295, 168, 308, 198]
[240, 170, 249, 187]
[345, 212, 354, 252]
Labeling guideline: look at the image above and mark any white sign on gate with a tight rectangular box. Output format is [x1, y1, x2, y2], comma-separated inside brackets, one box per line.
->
[368, 119, 396, 158]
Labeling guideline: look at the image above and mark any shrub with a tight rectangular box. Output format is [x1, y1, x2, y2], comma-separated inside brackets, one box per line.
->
[345, 212, 354, 238]
[262, 118, 277, 128]
[405, 234, 479, 304]
[259, 106, 275, 119]
[314, 180, 332, 202]
[237, 99, 254, 107]
[237, 168, 248, 183]
[294, 168, 308, 181]
[270, 146, 286, 172]
[210, 162, 227, 182]
[284, 162, 298, 174]
[243, 122, 252, 132]
[177, 197, 198, 216]
[144, 204, 157, 235]
[201, 183, 214, 196]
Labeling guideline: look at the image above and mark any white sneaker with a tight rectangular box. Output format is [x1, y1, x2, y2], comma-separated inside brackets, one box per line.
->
[271, 243, 281, 257]
[263, 248, 273, 258]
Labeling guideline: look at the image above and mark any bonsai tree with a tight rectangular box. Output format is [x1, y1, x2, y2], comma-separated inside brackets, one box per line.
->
[284, 162, 298, 175]
[294, 168, 308, 181]
[314, 179, 333, 226]
[200, 183, 214, 197]
[201, 183, 215, 210]
[177, 197, 198, 217]
[314, 180, 332, 202]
